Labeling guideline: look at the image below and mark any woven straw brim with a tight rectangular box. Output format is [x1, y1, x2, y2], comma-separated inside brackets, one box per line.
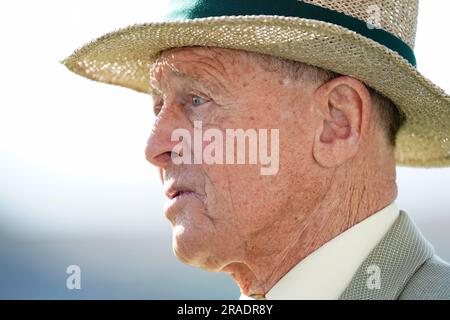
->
[61, 16, 450, 167]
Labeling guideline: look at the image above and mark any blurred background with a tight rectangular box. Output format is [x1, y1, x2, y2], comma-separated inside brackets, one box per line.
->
[0, 0, 449, 299]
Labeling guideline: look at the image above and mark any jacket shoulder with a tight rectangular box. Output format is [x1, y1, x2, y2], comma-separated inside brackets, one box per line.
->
[399, 255, 450, 300]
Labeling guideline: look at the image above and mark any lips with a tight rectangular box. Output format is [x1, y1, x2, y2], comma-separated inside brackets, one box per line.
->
[164, 184, 196, 200]
[168, 190, 194, 199]
[163, 183, 201, 223]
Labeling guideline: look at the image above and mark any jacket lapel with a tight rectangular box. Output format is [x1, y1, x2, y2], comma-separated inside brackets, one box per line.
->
[339, 211, 434, 300]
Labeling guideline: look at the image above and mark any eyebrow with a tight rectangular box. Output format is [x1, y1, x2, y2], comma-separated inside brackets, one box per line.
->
[173, 70, 211, 91]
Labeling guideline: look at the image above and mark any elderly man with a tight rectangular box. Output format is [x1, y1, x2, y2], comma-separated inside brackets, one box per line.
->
[63, 0, 450, 299]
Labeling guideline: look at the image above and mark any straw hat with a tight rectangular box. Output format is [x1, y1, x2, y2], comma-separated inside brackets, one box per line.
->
[61, 0, 450, 167]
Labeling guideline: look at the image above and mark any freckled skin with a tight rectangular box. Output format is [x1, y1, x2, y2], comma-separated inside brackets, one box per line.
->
[145, 47, 397, 296]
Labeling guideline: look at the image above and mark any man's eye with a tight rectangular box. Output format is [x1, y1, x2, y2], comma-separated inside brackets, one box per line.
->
[153, 101, 163, 116]
[153, 106, 162, 116]
[191, 95, 209, 107]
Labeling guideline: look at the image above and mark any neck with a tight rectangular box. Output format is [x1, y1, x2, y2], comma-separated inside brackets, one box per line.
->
[223, 154, 397, 296]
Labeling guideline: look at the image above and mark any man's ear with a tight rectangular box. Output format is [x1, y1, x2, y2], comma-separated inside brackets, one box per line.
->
[312, 76, 372, 168]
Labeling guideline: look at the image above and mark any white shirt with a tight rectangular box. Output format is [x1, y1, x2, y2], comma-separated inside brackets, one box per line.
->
[240, 202, 400, 300]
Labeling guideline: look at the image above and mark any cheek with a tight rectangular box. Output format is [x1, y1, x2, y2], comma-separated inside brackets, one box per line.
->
[200, 164, 265, 231]
[193, 93, 317, 233]
[201, 165, 235, 217]
[207, 166, 290, 235]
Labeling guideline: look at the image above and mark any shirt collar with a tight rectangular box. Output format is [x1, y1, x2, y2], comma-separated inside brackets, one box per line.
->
[240, 202, 400, 300]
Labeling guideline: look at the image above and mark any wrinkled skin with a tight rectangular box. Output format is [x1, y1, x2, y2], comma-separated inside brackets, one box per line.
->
[145, 47, 397, 295]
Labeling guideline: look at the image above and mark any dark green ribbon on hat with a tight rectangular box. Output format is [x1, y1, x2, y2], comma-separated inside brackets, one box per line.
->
[168, 0, 417, 67]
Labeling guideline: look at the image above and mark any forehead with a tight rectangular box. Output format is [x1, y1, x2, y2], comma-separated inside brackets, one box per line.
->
[152, 47, 241, 72]
[149, 47, 258, 91]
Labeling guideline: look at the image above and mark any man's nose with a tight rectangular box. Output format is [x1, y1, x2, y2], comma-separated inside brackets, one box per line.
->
[145, 107, 186, 169]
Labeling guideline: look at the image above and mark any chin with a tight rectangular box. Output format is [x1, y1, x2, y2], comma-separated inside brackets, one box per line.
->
[171, 225, 226, 272]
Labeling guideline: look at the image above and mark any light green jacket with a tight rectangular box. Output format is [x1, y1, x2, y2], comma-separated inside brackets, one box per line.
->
[339, 211, 450, 300]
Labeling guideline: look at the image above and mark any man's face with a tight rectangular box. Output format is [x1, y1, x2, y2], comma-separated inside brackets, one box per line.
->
[146, 47, 326, 271]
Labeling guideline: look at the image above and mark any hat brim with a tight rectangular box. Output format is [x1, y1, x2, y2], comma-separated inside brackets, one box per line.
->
[61, 15, 450, 167]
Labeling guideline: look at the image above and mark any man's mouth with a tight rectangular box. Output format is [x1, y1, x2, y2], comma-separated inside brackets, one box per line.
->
[163, 184, 201, 223]
[165, 186, 195, 200]
[169, 190, 196, 199]
[164, 183, 197, 200]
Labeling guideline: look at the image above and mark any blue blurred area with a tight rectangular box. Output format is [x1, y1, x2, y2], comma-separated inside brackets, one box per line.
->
[0, 232, 238, 299]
